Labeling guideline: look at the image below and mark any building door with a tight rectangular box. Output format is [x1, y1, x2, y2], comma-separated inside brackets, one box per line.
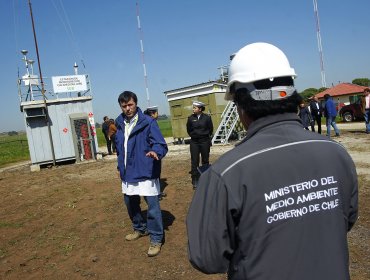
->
[70, 114, 95, 161]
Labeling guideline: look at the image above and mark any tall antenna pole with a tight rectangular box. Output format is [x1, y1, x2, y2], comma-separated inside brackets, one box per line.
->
[136, 0, 150, 107]
[28, 0, 56, 166]
[313, 0, 327, 88]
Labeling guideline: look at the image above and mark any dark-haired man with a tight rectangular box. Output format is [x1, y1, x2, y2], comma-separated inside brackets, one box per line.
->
[102, 116, 113, 155]
[187, 42, 358, 279]
[115, 91, 168, 257]
[309, 96, 323, 133]
[323, 93, 340, 138]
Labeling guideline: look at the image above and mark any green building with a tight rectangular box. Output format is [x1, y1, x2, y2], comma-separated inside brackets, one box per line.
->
[164, 81, 243, 144]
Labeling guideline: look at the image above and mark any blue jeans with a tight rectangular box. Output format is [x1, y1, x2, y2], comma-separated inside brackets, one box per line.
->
[124, 194, 163, 244]
[364, 109, 370, 133]
[326, 116, 340, 138]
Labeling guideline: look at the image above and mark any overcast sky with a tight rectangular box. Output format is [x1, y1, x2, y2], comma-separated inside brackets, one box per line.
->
[1, 0, 369, 132]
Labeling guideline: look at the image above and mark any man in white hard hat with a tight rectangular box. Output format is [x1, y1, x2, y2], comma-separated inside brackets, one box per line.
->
[187, 42, 358, 279]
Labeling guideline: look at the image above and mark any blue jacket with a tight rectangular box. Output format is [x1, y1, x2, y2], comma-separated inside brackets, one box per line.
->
[115, 107, 168, 183]
[324, 97, 337, 118]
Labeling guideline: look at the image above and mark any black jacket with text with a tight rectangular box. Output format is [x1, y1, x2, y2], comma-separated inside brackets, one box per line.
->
[187, 113, 358, 280]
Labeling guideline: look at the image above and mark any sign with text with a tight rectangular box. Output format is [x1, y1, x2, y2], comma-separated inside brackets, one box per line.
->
[52, 75, 87, 93]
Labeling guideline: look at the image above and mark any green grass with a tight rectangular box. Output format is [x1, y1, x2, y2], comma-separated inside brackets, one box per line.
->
[0, 133, 30, 167]
[96, 118, 173, 147]
[95, 128, 106, 147]
[157, 119, 173, 138]
[0, 119, 173, 167]
[0, 221, 23, 228]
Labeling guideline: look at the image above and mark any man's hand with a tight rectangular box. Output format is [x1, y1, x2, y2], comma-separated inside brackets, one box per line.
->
[146, 151, 159, 160]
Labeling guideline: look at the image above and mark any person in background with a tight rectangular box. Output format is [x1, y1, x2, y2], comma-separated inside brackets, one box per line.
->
[361, 88, 370, 134]
[144, 106, 159, 120]
[323, 94, 340, 138]
[102, 116, 113, 155]
[186, 101, 213, 190]
[108, 119, 117, 154]
[144, 106, 167, 199]
[298, 102, 313, 130]
[115, 91, 168, 257]
[309, 96, 323, 133]
[187, 42, 358, 280]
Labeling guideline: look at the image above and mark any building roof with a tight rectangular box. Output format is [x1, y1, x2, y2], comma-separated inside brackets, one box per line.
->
[163, 80, 226, 95]
[163, 80, 227, 102]
[315, 83, 368, 99]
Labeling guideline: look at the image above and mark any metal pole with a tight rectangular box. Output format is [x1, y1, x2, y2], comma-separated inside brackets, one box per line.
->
[313, 0, 327, 88]
[136, 0, 150, 107]
[28, 0, 56, 166]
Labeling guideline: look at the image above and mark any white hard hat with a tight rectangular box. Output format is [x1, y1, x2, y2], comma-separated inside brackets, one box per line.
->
[226, 42, 297, 100]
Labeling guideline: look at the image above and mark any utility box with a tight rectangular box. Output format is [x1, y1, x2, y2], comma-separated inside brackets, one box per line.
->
[17, 52, 98, 167]
[20, 96, 98, 165]
[164, 81, 243, 143]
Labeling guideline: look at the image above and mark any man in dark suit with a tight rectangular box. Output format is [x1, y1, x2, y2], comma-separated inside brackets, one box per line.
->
[309, 96, 323, 134]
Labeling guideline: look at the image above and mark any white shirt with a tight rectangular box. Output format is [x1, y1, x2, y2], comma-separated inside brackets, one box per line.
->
[122, 178, 160, 196]
[124, 114, 138, 167]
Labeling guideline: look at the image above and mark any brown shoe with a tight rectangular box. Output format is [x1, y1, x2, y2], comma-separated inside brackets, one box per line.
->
[125, 230, 148, 241]
[147, 243, 162, 257]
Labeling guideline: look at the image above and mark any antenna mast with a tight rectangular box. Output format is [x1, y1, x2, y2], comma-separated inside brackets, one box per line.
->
[136, 0, 150, 107]
[313, 0, 327, 88]
[28, 0, 56, 166]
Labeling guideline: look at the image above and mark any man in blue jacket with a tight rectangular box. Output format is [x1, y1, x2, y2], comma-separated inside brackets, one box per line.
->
[323, 93, 340, 138]
[115, 91, 168, 257]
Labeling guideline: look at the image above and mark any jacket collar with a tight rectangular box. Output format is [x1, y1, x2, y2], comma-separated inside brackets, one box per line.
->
[239, 113, 301, 145]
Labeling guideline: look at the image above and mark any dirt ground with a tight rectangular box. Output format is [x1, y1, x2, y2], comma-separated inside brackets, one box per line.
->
[0, 127, 369, 279]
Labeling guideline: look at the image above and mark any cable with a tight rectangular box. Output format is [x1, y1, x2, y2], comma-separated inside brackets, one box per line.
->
[12, 0, 21, 73]
[51, 0, 86, 69]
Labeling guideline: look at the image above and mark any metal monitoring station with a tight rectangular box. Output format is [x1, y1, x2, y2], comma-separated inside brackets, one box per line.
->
[18, 50, 98, 170]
